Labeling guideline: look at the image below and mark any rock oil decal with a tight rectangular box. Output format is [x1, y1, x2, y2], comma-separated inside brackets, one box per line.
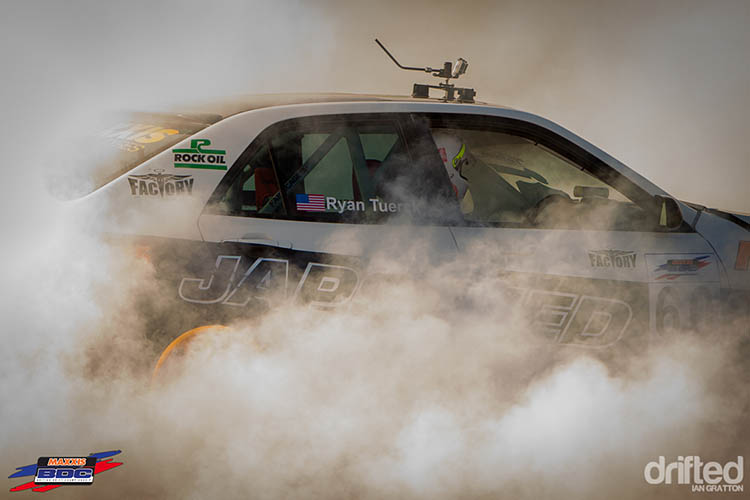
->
[172, 139, 227, 170]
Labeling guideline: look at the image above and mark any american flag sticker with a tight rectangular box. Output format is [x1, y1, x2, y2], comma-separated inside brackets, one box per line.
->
[296, 193, 326, 212]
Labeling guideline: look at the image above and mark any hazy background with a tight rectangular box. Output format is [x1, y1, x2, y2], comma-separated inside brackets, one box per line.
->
[0, 1, 748, 499]
[1, 0, 748, 212]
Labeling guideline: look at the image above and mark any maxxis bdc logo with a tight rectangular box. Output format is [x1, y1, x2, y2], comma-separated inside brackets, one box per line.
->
[8, 450, 123, 493]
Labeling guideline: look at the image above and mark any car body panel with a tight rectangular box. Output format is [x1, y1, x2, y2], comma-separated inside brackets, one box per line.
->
[694, 212, 750, 291]
[73, 95, 747, 349]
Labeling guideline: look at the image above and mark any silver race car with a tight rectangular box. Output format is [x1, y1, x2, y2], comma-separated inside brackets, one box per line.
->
[73, 56, 749, 360]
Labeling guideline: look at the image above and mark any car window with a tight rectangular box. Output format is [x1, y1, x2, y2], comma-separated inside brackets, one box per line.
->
[271, 119, 425, 222]
[207, 115, 462, 225]
[424, 119, 656, 230]
[360, 133, 399, 161]
[213, 143, 284, 216]
[299, 134, 355, 201]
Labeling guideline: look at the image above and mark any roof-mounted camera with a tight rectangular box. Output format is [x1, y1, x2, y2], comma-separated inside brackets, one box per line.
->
[375, 39, 476, 103]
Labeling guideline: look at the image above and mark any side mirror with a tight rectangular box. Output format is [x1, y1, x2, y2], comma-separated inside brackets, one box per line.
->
[654, 196, 684, 229]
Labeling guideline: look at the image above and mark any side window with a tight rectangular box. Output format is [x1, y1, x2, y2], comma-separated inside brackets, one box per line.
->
[269, 119, 420, 222]
[208, 115, 461, 225]
[428, 125, 655, 230]
[298, 134, 355, 201]
[213, 143, 284, 216]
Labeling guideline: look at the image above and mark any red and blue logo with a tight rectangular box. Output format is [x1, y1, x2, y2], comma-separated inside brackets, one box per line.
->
[8, 450, 123, 493]
[654, 255, 711, 280]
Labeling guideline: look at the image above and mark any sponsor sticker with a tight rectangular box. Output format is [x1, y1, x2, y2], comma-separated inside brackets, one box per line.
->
[128, 170, 194, 197]
[588, 250, 637, 269]
[8, 450, 123, 493]
[645, 254, 718, 282]
[654, 255, 710, 280]
[101, 123, 179, 153]
[34, 457, 96, 485]
[172, 139, 227, 170]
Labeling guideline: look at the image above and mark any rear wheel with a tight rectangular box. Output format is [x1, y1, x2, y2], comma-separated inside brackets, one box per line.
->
[151, 325, 229, 383]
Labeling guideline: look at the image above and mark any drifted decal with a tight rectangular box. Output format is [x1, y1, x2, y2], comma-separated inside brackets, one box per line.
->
[128, 170, 194, 197]
[172, 139, 227, 170]
[588, 250, 637, 269]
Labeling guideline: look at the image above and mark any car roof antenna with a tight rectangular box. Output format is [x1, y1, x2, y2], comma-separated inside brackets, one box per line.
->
[374, 38, 476, 103]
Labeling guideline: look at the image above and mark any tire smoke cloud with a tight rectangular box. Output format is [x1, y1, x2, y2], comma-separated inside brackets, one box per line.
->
[0, 1, 748, 499]
[1, 224, 747, 499]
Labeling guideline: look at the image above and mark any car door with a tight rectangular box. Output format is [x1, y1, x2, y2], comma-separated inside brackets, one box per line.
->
[411, 112, 720, 350]
[179, 112, 457, 320]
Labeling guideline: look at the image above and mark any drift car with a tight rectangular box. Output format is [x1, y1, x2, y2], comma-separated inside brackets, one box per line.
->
[75, 86, 749, 363]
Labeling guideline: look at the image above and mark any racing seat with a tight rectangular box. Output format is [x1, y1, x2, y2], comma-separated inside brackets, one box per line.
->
[254, 166, 279, 208]
[236, 166, 279, 212]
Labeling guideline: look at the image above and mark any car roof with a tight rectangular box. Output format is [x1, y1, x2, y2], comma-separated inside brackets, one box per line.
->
[181, 92, 504, 119]
[172, 93, 666, 199]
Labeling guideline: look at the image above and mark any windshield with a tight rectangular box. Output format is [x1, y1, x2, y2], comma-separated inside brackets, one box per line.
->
[58, 111, 221, 198]
[428, 125, 653, 230]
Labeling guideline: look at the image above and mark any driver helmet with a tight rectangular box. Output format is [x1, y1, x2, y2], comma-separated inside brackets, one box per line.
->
[432, 131, 470, 199]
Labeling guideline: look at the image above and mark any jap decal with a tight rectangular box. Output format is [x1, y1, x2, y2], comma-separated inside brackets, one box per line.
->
[128, 170, 194, 197]
[179, 256, 360, 309]
[179, 255, 635, 347]
[645, 254, 718, 282]
[8, 450, 123, 493]
[172, 139, 227, 170]
[588, 250, 637, 269]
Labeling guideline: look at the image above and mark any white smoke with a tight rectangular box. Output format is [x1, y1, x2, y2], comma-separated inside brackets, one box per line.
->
[1, 1, 748, 499]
